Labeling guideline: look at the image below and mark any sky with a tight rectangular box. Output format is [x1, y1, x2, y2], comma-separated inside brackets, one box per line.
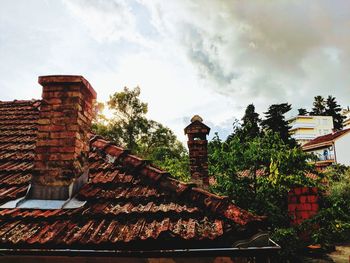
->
[1, 0, 350, 142]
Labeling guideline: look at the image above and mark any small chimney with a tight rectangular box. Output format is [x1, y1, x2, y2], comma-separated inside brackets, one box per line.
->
[30, 75, 96, 200]
[184, 115, 210, 189]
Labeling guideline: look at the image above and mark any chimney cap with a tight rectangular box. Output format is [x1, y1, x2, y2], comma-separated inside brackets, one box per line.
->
[191, 115, 203, 123]
[38, 75, 97, 99]
[184, 115, 210, 135]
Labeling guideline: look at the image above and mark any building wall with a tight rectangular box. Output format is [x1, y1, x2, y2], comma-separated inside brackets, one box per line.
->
[342, 110, 350, 128]
[334, 133, 350, 166]
[308, 146, 336, 162]
[295, 117, 314, 124]
[289, 116, 333, 145]
[314, 116, 334, 136]
[297, 128, 314, 133]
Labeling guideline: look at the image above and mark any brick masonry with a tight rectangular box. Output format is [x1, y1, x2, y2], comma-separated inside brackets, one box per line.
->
[33, 75, 96, 188]
[184, 116, 210, 189]
[288, 187, 319, 225]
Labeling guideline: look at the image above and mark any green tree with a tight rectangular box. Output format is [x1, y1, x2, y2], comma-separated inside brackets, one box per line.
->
[241, 104, 261, 139]
[92, 101, 109, 137]
[325, 95, 345, 130]
[311, 95, 326, 115]
[226, 118, 243, 143]
[106, 86, 149, 151]
[158, 155, 190, 182]
[209, 131, 317, 227]
[298, 108, 308, 115]
[301, 165, 350, 246]
[261, 103, 295, 147]
[138, 120, 186, 162]
[92, 87, 188, 178]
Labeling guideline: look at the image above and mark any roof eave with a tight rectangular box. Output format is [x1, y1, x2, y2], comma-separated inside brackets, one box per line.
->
[0, 241, 280, 258]
[303, 141, 333, 151]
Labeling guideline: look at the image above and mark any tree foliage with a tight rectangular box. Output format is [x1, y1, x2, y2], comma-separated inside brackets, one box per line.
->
[105, 86, 149, 151]
[300, 165, 350, 246]
[308, 95, 345, 130]
[241, 104, 261, 139]
[299, 95, 346, 131]
[261, 103, 296, 147]
[311, 95, 326, 115]
[209, 129, 318, 228]
[214, 101, 349, 257]
[325, 95, 345, 130]
[92, 87, 189, 178]
[297, 108, 308, 115]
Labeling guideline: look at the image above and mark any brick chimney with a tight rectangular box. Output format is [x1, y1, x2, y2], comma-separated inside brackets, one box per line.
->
[184, 115, 210, 189]
[30, 75, 96, 200]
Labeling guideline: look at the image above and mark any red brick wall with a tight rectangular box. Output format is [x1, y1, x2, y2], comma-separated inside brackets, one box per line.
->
[33, 75, 96, 187]
[187, 139, 209, 188]
[184, 119, 210, 189]
[288, 187, 319, 225]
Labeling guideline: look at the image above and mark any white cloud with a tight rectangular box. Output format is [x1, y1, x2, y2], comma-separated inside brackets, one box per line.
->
[142, 0, 350, 115]
[63, 0, 134, 42]
[1, 0, 350, 141]
[60, 0, 242, 139]
[62, 0, 157, 49]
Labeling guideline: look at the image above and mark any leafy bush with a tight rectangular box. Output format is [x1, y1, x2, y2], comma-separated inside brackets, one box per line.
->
[271, 228, 303, 259]
[301, 165, 350, 246]
[209, 131, 319, 228]
[323, 164, 349, 182]
[155, 154, 191, 182]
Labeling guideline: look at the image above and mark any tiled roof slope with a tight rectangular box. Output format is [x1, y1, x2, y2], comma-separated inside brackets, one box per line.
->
[0, 100, 40, 203]
[0, 100, 264, 250]
[303, 128, 350, 149]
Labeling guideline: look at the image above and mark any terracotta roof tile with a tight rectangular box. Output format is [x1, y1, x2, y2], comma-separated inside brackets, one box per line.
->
[0, 99, 265, 250]
[303, 128, 350, 149]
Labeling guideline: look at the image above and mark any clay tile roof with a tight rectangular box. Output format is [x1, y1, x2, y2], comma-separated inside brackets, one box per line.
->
[302, 128, 350, 150]
[0, 100, 265, 250]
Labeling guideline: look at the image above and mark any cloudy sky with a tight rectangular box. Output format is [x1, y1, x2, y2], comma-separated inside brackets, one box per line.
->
[1, 0, 349, 141]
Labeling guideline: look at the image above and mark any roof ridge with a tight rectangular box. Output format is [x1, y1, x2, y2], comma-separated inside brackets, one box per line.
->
[0, 99, 41, 104]
[90, 136, 265, 226]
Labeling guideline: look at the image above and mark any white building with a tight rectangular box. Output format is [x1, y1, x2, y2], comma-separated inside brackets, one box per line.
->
[302, 129, 350, 168]
[288, 115, 334, 145]
[342, 108, 350, 128]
